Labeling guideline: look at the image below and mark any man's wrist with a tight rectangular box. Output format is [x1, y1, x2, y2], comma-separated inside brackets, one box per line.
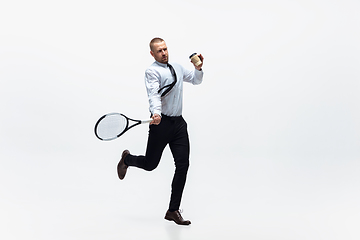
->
[152, 112, 162, 118]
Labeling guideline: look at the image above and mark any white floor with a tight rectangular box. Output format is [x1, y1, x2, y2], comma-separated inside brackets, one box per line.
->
[1, 146, 359, 240]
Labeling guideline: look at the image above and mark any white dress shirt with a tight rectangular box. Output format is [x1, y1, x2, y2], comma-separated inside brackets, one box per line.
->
[145, 61, 203, 117]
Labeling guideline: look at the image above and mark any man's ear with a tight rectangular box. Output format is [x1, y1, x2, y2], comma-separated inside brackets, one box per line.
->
[150, 51, 154, 57]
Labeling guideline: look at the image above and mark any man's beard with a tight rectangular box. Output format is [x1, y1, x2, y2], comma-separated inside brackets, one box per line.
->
[160, 55, 168, 63]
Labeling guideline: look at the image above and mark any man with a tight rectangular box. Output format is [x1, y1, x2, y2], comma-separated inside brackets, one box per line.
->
[117, 37, 204, 225]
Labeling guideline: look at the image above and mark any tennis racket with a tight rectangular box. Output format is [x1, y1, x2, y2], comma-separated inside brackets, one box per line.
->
[94, 113, 152, 141]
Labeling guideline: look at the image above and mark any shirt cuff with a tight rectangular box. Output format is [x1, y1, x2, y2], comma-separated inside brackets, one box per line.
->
[152, 110, 162, 117]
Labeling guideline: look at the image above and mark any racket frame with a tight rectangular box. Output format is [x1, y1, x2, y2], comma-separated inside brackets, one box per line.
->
[94, 113, 152, 141]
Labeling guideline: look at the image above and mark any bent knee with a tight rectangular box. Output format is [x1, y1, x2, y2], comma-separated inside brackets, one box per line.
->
[144, 163, 158, 171]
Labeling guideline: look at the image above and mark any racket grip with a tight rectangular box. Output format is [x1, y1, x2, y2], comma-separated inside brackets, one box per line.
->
[142, 119, 153, 124]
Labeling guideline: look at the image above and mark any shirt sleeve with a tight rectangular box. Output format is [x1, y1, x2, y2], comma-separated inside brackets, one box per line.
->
[182, 67, 203, 85]
[145, 68, 162, 116]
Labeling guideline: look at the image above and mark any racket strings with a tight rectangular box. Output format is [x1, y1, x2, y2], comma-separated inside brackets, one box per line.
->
[96, 114, 127, 140]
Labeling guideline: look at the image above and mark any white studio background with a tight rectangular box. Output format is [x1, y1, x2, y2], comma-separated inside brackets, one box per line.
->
[1, 0, 359, 239]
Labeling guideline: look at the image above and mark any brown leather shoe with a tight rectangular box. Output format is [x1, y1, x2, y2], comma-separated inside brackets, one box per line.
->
[117, 150, 129, 180]
[165, 210, 191, 225]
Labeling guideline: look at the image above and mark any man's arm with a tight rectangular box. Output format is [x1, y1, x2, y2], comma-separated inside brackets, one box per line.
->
[183, 54, 204, 84]
[145, 69, 162, 125]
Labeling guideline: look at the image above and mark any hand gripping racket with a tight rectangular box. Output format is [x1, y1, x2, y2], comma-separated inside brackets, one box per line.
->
[94, 113, 152, 141]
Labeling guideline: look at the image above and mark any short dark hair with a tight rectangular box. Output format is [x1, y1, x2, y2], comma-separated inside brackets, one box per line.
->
[150, 37, 165, 51]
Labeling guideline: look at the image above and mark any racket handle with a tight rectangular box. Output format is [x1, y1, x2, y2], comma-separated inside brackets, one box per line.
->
[142, 119, 153, 124]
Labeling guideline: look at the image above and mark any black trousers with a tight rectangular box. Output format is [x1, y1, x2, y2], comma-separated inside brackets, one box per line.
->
[124, 115, 190, 211]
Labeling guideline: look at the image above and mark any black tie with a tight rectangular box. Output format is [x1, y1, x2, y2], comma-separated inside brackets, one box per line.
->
[158, 63, 177, 97]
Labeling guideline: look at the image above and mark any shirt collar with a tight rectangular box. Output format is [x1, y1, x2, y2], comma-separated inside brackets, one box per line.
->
[155, 61, 168, 68]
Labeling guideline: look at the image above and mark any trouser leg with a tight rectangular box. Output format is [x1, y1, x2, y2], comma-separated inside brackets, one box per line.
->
[168, 117, 190, 211]
[123, 115, 191, 211]
[124, 117, 171, 171]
